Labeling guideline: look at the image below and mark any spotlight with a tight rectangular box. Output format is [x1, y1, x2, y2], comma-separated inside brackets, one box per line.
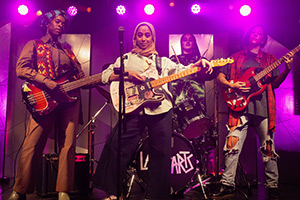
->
[144, 4, 155, 15]
[191, 4, 201, 14]
[18, 5, 29, 15]
[36, 10, 43, 16]
[116, 5, 126, 15]
[169, 0, 175, 7]
[240, 5, 251, 16]
[87, 7, 92, 13]
[67, 6, 78, 16]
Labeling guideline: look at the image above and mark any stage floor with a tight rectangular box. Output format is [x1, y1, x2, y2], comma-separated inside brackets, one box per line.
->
[1, 177, 300, 200]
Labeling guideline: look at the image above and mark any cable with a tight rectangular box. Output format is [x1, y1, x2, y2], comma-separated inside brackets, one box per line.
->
[1, 109, 28, 194]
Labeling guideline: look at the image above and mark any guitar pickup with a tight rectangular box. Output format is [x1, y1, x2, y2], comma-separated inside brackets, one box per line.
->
[27, 94, 37, 105]
[126, 86, 138, 97]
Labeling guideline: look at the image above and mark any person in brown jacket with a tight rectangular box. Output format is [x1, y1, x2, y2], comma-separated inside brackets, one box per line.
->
[8, 9, 86, 200]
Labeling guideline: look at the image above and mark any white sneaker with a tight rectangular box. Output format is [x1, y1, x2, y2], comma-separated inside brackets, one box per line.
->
[58, 192, 70, 200]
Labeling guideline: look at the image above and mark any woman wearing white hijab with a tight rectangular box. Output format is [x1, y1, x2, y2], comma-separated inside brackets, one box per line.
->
[94, 22, 212, 200]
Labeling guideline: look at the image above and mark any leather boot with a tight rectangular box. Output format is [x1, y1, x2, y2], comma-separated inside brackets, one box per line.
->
[7, 191, 26, 200]
[58, 192, 70, 200]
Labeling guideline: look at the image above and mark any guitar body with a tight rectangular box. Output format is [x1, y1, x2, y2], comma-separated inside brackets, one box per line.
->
[110, 80, 165, 113]
[22, 74, 77, 117]
[222, 44, 300, 112]
[222, 67, 267, 111]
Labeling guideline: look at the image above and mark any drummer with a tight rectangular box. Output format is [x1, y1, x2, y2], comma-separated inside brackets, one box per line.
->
[169, 33, 217, 128]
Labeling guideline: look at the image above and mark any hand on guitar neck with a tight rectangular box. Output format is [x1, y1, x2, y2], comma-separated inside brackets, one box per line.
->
[44, 78, 58, 90]
[191, 58, 213, 74]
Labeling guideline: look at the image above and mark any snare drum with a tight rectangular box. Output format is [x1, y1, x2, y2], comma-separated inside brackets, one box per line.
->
[174, 99, 211, 139]
[135, 132, 198, 193]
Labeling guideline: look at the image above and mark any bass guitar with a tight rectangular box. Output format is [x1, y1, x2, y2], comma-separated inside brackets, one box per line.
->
[222, 44, 300, 112]
[22, 72, 102, 117]
[111, 58, 233, 113]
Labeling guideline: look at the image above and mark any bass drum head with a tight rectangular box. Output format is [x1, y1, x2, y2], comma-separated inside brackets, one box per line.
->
[135, 132, 197, 193]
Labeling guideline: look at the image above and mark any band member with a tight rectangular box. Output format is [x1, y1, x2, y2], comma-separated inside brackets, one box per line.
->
[211, 25, 294, 199]
[170, 33, 215, 109]
[169, 33, 216, 134]
[8, 10, 90, 200]
[93, 22, 213, 200]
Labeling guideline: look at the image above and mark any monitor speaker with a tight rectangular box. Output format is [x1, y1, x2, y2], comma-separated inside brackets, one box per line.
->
[36, 153, 89, 197]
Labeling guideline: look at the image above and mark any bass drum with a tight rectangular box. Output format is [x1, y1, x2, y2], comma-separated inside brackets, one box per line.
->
[135, 132, 198, 193]
[174, 99, 211, 139]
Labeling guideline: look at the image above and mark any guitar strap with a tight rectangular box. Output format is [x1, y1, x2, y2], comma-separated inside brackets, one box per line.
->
[155, 55, 162, 76]
[34, 39, 83, 80]
[34, 39, 56, 79]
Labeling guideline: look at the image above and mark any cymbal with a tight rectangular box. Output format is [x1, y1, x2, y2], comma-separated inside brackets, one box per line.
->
[96, 85, 111, 101]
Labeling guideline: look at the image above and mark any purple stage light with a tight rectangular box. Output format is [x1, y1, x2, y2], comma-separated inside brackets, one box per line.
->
[191, 4, 201, 14]
[116, 5, 126, 15]
[144, 4, 155, 15]
[18, 5, 29, 15]
[67, 6, 78, 16]
[240, 5, 251, 16]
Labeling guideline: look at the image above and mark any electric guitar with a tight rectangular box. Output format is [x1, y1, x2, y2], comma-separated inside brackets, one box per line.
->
[222, 44, 300, 112]
[111, 58, 233, 113]
[22, 72, 102, 117]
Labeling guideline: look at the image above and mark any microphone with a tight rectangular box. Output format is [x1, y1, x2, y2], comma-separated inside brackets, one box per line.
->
[118, 26, 125, 44]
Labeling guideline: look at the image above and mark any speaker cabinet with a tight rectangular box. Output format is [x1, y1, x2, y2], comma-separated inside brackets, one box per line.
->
[36, 153, 89, 197]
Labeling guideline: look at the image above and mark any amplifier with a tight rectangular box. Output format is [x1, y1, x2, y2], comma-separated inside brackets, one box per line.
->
[36, 153, 89, 197]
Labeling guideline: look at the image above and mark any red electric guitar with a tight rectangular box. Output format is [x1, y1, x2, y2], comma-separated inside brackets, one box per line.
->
[222, 44, 300, 112]
[22, 72, 102, 117]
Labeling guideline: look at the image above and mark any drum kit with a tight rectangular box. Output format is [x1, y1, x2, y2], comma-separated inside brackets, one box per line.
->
[126, 98, 218, 199]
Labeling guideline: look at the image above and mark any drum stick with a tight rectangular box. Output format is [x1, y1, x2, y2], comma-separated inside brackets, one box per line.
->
[171, 45, 181, 64]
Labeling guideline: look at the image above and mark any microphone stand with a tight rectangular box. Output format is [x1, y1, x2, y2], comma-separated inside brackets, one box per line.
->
[114, 26, 127, 200]
[213, 79, 220, 176]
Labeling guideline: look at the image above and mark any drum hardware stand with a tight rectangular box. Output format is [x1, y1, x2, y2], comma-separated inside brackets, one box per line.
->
[124, 166, 147, 199]
[125, 167, 136, 199]
[213, 79, 220, 176]
[183, 167, 209, 199]
[76, 100, 109, 183]
[235, 161, 251, 199]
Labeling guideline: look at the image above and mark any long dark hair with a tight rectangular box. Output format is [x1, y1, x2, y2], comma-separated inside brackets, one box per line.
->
[243, 24, 268, 48]
[180, 33, 201, 57]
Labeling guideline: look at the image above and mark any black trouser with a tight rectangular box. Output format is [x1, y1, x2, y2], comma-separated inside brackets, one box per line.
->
[94, 110, 172, 199]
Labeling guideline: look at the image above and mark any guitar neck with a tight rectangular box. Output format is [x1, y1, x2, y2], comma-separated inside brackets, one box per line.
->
[149, 58, 233, 88]
[62, 73, 102, 92]
[254, 45, 300, 81]
[150, 67, 201, 88]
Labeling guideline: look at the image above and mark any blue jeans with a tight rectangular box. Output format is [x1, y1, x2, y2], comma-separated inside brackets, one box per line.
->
[221, 115, 279, 188]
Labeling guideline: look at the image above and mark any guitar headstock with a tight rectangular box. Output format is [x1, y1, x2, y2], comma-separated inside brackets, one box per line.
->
[211, 58, 234, 67]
